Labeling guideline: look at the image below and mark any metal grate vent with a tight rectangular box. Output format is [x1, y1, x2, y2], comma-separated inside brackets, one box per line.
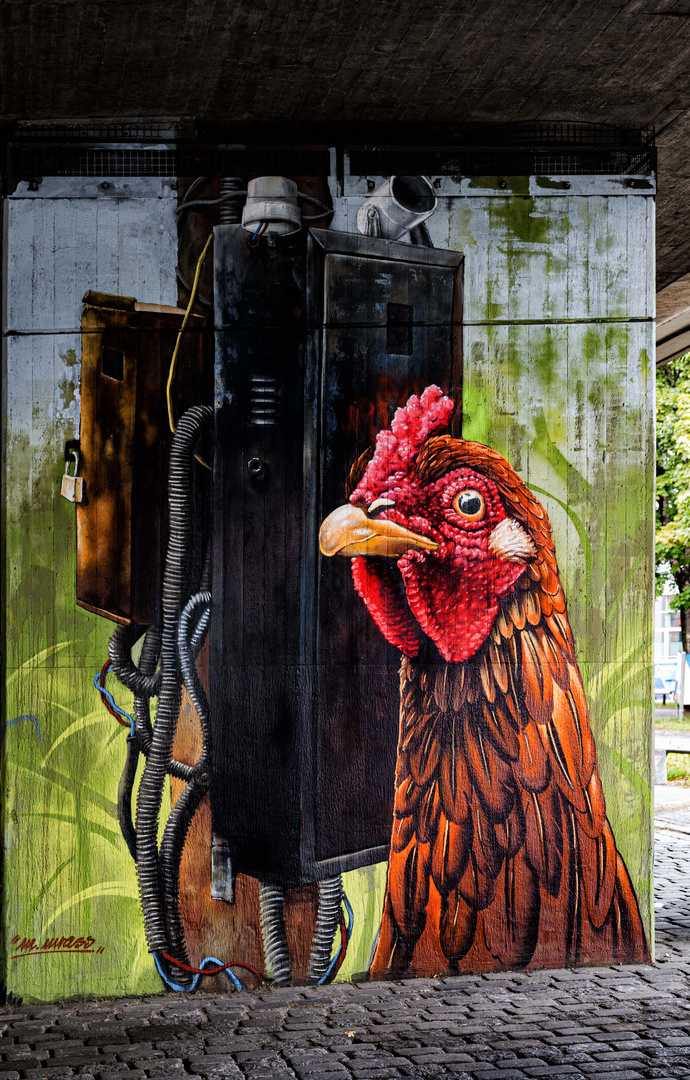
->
[248, 376, 281, 426]
[3, 121, 655, 179]
[6, 144, 331, 178]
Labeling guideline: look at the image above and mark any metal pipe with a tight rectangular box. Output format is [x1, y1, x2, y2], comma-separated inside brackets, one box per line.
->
[307, 876, 342, 984]
[258, 883, 292, 986]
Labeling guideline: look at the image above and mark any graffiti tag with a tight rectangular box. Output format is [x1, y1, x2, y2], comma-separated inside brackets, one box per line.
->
[10, 934, 104, 959]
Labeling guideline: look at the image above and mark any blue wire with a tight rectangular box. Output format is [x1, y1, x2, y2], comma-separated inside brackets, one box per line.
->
[317, 890, 354, 985]
[343, 891, 354, 941]
[154, 953, 245, 992]
[93, 672, 135, 737]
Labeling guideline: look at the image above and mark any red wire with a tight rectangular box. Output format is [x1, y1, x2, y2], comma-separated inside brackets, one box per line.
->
[162, 952, 263, 980]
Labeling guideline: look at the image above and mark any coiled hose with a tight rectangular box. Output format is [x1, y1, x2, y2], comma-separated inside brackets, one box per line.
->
[135, 404, 213, 964]
[110, 624, 196, 782]
[219, 177, 246, 225]
[158, 590, 212, 963]
[109, 622, 161, 699]
[307, 876, 343, 984]
[258, 883, 292, 986]
[116, 624, 161, 860]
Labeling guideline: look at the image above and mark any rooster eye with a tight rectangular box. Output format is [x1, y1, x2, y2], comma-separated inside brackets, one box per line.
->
[452, 489, 485, 521]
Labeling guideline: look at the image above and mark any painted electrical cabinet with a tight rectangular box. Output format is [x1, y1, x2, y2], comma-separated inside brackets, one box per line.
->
[211, 226, 462, 884]
[2, 159, 655, 1003]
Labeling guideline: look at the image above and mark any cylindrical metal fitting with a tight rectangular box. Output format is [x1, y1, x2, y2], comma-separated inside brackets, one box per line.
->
[356, 175, 437, 241]
[241, 176, 301, 236]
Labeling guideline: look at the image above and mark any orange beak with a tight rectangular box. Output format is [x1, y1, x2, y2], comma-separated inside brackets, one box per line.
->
[319, 504, 438, 558]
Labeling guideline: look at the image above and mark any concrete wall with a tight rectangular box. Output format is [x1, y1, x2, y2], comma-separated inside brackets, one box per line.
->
[2, 172, 655, 1001]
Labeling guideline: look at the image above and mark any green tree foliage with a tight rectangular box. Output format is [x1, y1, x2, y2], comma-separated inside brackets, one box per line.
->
[657, 353, 690, 652]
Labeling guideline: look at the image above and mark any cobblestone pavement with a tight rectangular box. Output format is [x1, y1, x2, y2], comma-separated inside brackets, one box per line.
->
[2, 825, 690, 1080]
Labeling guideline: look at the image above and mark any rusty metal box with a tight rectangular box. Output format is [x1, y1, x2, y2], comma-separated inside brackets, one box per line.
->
[76, 290, 208, 625]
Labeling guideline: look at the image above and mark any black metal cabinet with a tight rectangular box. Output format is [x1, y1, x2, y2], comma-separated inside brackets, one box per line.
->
[211, 224, 462, 886]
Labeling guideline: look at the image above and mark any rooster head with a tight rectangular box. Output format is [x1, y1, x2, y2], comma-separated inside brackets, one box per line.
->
[319, 386, 548, 663]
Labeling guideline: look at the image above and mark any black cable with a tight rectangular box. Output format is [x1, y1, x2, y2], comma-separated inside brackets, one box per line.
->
[134, 404, 212, 962]
[176, 192, 247, 218]
[158, 590, 212, 960]
[117, 736, 140, 861]
[109, 624, 196, 782]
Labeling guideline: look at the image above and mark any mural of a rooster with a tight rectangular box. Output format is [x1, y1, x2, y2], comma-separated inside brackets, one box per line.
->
[319, 386, 649, 976]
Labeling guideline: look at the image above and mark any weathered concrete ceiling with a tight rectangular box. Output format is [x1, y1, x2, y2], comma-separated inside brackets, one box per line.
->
[3, 0, 690, 293]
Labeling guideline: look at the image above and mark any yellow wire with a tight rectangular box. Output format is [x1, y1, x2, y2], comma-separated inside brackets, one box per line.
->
[167, 233, 213, 470]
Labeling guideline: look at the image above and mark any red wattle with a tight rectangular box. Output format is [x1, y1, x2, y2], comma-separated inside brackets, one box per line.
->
[400, 557, 526, 662]
[351, 557, 422, 657]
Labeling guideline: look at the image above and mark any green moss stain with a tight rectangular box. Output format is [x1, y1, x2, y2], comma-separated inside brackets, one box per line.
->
[4, 437, 163, 1002]
[456, 189, 654, 948]
[466, 176, 531, 196]
[531, 410, 591, 502]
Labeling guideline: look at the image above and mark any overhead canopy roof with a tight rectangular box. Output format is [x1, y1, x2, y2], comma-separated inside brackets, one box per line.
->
[4, 0, 690, 331]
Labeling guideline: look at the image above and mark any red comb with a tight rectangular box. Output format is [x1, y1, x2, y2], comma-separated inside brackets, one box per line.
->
[350, 386, 455, 503]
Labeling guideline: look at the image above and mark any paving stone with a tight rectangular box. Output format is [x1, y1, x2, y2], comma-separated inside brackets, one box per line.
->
[96, 1074, 147, 1080]
[2, 827, 690, 1078]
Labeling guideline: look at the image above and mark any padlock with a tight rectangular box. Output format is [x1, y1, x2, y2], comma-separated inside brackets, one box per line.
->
[61, 449, 85, 503]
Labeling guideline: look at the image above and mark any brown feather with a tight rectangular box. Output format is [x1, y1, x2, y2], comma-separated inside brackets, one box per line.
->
[470, 795, 504, 881]
[495, 607, 515, 640]
[540, 590, 554, 619]
[416, 782, 442, 844]
[458, 851, 499, 911]
[580, 819, 617, 928]
[536, 623, 569, 686]
[433, 668, 450, 712]
[544, 681, 588, 812]
[464, 718, 516, 822]
[524, 787, 564, 897]
[389, 838, 430, 946]
[521, 630, 554, 725]
[489, 641, 510, 695]
[431, 812, 473, 895]
[506, 594, 527, 631]
[440, 888, 477, 961]
[580, 769, 607, 839]
[515, 721, 551, 793]
[524, 589, 541, 626]
[408, 718, 442, 787]
[482, 854, 541, 968]
[612, 852, 650, 962]
[479, 654, 496, 703]
[345, 446, 374, 499]
[439, 725, 472, 824]
[482, 701, 520, 761]
[564, 665, 596, 780]
[392, 813, 416, 853]
[494, 797, 526, 858]
[395, 773, 423, 819]
[549, 609, 575, 653]
[450, 664, 467, 710]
